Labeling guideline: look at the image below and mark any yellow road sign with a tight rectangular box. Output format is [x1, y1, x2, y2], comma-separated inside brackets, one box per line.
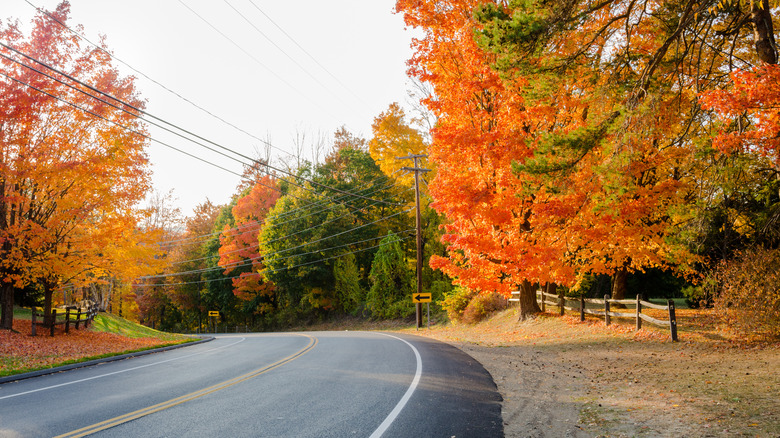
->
[412, 293, 432, 303]
[208, 311, 219, 317]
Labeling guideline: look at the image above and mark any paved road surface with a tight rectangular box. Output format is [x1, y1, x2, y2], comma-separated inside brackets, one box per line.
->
[0, 332, 502, 437]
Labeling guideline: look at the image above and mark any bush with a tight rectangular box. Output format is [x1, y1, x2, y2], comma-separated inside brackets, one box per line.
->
[461, 292, 506, 324]
[714, 247, 780, 339]
[440, 287, 477, 322]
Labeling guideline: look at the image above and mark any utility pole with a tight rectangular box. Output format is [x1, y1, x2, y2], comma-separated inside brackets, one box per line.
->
[397, 154, 430, 329]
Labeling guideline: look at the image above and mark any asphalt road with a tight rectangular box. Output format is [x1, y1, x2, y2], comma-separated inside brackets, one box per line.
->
[0, 332, 502, 437]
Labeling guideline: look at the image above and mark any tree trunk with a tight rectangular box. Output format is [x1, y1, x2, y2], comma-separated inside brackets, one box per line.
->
[546, 282, 557, 299]
[516, 280, 541, 321]
[751, 0, 777, 64]
[611, 267, 628, 301]
[0, 282, 14, 330]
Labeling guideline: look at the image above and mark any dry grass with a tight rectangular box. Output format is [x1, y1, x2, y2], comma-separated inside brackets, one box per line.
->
[402, 307, 780, 437]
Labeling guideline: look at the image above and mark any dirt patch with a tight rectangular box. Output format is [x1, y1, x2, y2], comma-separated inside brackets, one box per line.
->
[405, 309, 780, 437]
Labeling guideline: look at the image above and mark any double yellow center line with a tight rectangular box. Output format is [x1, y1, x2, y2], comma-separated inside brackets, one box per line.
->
[56, 334, 318, 438]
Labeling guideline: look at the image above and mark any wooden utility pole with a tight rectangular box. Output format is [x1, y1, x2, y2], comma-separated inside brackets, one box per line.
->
[398, 154, 430, 329]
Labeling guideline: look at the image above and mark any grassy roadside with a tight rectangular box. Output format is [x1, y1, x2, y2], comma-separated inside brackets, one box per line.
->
[1, 308, 195, 377]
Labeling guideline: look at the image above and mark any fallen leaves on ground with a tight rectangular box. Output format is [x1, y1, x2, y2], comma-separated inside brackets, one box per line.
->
[0, 319, 180, 376]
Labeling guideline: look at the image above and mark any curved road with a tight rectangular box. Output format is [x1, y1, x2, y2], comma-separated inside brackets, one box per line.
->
[0, 332, 502, 437]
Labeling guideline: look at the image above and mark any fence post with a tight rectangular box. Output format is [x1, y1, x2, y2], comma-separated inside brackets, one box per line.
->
[580, 296, 585, 321]
[604, 294, 611, 326]
[635, 295, 642, 330]
[50, 309, 57, 336]
[668, 299, 678, 342]
[539, 288, 546, 312]
[65, 308, 71, 334]
[76, 308, 82, 329]
[559, 289, 565, 316]
[31, 308, 37, 336]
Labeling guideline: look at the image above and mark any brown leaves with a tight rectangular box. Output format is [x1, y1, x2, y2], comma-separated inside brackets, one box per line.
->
[0, 319, 165, 375]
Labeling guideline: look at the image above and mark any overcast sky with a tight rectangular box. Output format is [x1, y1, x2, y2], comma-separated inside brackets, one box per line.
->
[3, 0, 419, 215]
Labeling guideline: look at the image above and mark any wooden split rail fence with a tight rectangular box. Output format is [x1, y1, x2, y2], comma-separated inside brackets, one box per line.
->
[31, 305, 98, 337]
[511, 290, 678, 341]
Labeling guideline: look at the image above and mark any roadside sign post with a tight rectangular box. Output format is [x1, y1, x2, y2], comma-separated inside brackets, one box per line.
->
[208, 310, 219, 333]
[411, 292, 432, 329]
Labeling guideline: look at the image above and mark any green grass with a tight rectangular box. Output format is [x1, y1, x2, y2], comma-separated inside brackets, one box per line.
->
[1, 309, 196, 377]
[90, 313, 189, 341]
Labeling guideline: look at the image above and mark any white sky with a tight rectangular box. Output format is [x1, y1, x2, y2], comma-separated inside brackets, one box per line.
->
[3, 0, 419, 215]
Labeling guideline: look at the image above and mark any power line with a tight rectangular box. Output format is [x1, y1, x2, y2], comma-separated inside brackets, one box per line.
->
[176, 0, 344, 127]
[158, 175, 405, 250]
[246, 0, 372, 110]
[22, 0, 293, 159]
[0, 40, 399, 208]
[3, 61, 413, 279]
[133, 232, 412, 287]
[164, 180, 406, 266]
[141, 228, 415, 280]
[0, 71, 245, 178]
[152, 205, 413, 277]
[221, 0, 353, 111]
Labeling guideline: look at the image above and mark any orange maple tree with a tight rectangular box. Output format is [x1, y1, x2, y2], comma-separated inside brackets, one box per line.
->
[218, 176, 280, 313]
[701, 64, 780, 170]
[394, 0, 761, 317]
[0, 2, 152, 329]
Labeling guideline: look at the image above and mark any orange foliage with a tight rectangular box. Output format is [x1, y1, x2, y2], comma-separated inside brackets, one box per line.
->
[218, 176, 280, 307]
[1, 1, 153, 327]
[701, 64, 780, 168]
[0, 319, 164, 374]
[396, 0, 701, 307]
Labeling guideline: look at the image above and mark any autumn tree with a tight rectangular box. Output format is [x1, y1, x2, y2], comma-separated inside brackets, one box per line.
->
[163, 199, 223, 330]
[0, 2, 152, 329]
[396, 0, 780, 319]
[396, 0, 563, 318]
[218, 176, 280, 319]
[369, 103, 431, 186]
[258, 181, 357, 318]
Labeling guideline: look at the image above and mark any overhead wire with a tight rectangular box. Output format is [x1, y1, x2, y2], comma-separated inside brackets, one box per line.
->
[0, 40, 400, 209]
[143, 206, 414, 278]
[176, 0, 344, 127]
[2, 8, 420, 292]
[0, 71, 245, 178]
[221, 0, 354, 111]
[1, 56, 413, 275]
[157, 172, 405, 249]
[132, 231, 413, 287]
[141, 226, 415, 280]
[163, 178, 406, 261]
[0, 57, 414, 278]
[21, 0, 293, 159]
[246, 0, 372, 110]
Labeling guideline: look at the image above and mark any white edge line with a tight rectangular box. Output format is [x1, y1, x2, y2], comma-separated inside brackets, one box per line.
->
[369, 333, 423, 438]
[0, 337, 247, 401]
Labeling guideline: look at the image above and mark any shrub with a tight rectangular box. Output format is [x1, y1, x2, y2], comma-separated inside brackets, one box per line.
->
[714, 247, 780, 339]
[461, 292, 506, 324]
[440, 287, 477, 323]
